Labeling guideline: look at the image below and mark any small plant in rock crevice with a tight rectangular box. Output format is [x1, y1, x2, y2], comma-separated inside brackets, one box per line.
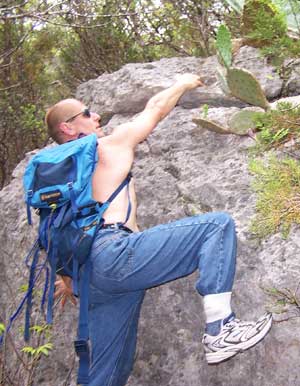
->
[249, 154, 300, 239]
[263, 284, 300, 319]
[253, 102, 300, 152]
[248, 101, 300, 239]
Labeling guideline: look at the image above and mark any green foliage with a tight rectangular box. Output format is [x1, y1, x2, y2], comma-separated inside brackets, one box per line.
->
[249, 155, 300, 238]
[30, 324, 51, 337]
[264, 285, 300, 314]
[202, 104, 209, 119]
[1, 316, 54, 384]
[216, 25, 232, 68]
[226, 68, 269, 109]
[224, 0, 300, 35]
[20, 104, 47, 142]
[58, 0, 218, 90]
[242, 0, 287, 44]
[254, 102, 300, 150]
[223, 0, 300, 64]
[241, 0, 300, 64]
[22, 342, 53, 358]
[0, 323, 5, 335]
[260, 35, 300, 65]
[0, 20, 67, 188]
[19, 284, 29, 293]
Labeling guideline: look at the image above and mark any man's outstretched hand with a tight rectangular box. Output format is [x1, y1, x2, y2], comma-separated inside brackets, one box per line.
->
[174, 73, 204, 91]
[54, 275, 77, 310]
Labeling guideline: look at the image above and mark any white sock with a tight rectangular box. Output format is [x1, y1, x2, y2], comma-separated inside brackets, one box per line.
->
[203, 292, 232, 324]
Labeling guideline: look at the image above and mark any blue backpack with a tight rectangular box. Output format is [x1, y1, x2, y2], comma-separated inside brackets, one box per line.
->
[1, 133, 131, 384]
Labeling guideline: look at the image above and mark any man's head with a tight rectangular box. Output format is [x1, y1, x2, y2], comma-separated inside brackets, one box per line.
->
[45, 98, 103, 144]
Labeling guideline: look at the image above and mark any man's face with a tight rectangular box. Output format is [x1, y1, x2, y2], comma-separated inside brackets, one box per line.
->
[64, 101, 104, 138]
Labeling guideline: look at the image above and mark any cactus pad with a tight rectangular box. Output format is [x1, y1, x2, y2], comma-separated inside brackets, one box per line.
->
[216, 25, 232, 69]
[216, 67, 230, 95]
[226, 68, 269, 109]
[192, 117, 232, 135]
[228, 110, 265, 135]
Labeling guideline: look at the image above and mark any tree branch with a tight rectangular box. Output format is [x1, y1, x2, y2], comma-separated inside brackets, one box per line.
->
[0, 27, 34, 60]
[0, 82, 21, 91]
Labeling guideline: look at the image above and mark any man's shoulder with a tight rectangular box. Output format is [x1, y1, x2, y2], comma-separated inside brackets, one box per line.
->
[96, 134, 116, 151]
[96, 134, 133, 162]
[97, 132, 129, 150]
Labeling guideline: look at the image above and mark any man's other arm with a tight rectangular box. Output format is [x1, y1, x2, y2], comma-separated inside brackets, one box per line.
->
[110, 73, 203, 149]
[54, 275, 77, 309]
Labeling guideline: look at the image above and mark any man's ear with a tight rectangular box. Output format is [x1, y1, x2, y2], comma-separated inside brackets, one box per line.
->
[59, 122, 76, 136]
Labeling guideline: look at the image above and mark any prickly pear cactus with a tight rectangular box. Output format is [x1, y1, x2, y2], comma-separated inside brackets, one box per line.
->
[216, 25, 232, 69]
[216, 67, 230, 95]
[226, 68, 270, 109]
[192, 117, 232, 135]
[228, 109, 265, 135]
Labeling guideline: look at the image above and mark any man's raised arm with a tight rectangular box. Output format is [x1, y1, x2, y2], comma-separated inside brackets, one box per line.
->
[110, 73, 203, 148]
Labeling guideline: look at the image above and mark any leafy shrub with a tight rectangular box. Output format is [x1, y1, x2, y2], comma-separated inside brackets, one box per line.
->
[261, 35, 300, 65]
[242, 0, 287, 45]
[249, 155, 300, 238]
[254, 102, 300, 151]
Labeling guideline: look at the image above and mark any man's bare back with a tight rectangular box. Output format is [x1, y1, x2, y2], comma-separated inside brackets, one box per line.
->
[92, 138, 138, 231]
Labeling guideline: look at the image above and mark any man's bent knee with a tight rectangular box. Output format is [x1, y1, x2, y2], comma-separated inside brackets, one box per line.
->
[194, 211, 235, 228]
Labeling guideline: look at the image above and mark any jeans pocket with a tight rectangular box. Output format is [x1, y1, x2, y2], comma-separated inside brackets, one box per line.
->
[91, 233, 124, 257]
[94, 245, 134, 282]
[117, 247, 134, 280]
[92, 238, 110, 254]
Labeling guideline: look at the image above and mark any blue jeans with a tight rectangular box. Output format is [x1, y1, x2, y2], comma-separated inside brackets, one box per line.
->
[87, 212, 237, 386]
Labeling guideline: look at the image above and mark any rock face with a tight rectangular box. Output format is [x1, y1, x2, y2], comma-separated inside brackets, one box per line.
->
[1, 46, 300, 386]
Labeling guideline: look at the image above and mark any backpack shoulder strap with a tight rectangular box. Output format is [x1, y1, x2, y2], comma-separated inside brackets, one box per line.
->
[106, 172, 131, 203]
[74, 259, 92, 385]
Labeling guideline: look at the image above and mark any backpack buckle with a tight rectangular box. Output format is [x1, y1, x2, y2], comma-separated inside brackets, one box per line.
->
[74, 339, 89, 355]
[74, 339, 90, 384]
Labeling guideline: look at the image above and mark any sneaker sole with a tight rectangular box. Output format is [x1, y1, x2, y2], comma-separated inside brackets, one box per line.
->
[205, 313, 273, 364]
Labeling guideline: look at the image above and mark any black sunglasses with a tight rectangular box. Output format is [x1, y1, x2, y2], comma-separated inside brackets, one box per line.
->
[65, 107, 91, 123]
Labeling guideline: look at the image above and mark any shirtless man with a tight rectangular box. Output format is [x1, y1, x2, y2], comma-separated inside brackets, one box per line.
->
[48, 74, 272, 386]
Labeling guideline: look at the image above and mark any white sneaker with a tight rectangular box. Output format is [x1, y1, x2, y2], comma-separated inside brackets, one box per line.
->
[202, 312, 272, 364]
